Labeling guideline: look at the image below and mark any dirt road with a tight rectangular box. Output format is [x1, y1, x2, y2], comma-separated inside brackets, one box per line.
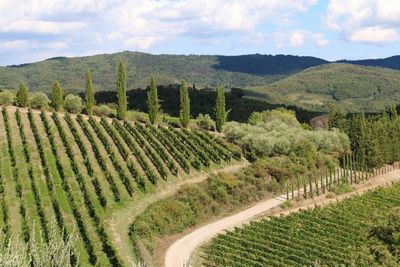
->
[165, 168, 400, 267]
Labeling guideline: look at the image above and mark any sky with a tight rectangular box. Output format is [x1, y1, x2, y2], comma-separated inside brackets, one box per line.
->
[0, 0, 400, 66]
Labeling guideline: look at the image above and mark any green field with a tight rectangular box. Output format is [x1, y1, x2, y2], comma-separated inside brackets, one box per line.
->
[203, 182, 400, 266]
[0, 106, 240, 266]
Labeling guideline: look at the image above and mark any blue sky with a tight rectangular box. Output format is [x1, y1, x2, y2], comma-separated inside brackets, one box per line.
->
[0, 0, 399, 66]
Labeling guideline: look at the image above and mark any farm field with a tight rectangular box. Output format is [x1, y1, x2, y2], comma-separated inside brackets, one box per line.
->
[203, 181, 400, 266]
[0, 106, 240, 266]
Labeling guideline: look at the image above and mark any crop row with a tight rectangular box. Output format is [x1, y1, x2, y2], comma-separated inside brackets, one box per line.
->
[87, 116, 135, 195]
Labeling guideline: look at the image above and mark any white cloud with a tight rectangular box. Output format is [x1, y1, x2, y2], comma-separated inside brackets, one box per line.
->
[1, 20, 85, 34]
[324, 0, 400, 43]
[0, 40, 30, 49]
[276, 30, 330, 47]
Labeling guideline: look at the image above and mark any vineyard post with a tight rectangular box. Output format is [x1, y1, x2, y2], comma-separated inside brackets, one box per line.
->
[315, 175, 319, 196]
[303, 176, 307, 199]
[309, 175, 313, 198]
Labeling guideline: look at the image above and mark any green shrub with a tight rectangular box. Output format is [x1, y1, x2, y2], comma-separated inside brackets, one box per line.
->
[248, 108, 300, 127]
[0, 90, 14, 106]
[30, 93, 49, 109]
[93, 104, 111, 117]
[197, 114, 215, 131]
[64, 94, 83, 114]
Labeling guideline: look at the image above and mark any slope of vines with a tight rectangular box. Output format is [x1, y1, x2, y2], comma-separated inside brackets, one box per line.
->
[204, 182, 400, 266]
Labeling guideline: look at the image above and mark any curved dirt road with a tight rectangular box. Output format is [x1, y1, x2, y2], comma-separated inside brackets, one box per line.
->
[165, 169, 400, 267]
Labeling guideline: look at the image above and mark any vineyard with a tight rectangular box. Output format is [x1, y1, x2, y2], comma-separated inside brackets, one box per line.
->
[0, 107, 240, 266]
[203, 181, 400, 266]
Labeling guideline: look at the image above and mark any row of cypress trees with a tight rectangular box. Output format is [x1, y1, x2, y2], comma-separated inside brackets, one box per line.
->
[329, 106, 400, 169]
[115, 62, 227, 132]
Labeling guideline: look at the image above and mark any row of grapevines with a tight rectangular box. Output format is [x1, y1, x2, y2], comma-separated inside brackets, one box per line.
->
[48, 112, 122, 266]
[135, 123, 179, 176]
[192, 131, 233, 161]
[87, 116, 135, 195]
[15, 109, 50, 243]
[198, 131, 242, 160]
[52, 113, 107, 207]
[109, 119, 156, 185]
[168, 127, 210, 167]
[39, 111, 99, 264]
[0, 111, 10, 242]
[121, 121, 169, 179]
[2, 108, 30, 242]
[204, 182, 400, 266]
[145, 125, 191, 173]
[27, 109, 79, 264]
[158, 127, 202, 169]
[64, 113, 120, 202]
[182, 128, 223, 164]
[75, 115, 122, 200]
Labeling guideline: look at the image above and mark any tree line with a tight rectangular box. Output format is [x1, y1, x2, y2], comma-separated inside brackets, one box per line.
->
[0, 62, 228, 132]
[329, 106, 400, 170]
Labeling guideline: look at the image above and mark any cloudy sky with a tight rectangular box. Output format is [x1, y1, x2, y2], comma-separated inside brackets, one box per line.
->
[0, 0, 399, 65]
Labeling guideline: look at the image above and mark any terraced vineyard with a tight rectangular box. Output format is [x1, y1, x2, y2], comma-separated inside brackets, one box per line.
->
[0, 107, 240, 266]
[203, 182, 400, 266]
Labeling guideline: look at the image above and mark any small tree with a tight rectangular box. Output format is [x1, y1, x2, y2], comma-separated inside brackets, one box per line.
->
[51, 81, 63, 111]
[64, 94, 83, 114]
[85, 69, 95, 115]
[30, 93, 49, 109]
[116, 62, 127, 120]
[215, 85, 226, 132]
[148, 76, 159, 125]
[179, 80, 190, 128]
[16, 83, 29, 107]
[0, 90, 14, 106]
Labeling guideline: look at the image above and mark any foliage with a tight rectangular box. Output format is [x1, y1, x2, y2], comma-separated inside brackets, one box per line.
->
[0, 90, 14, 106]
[148, 76, 159, 125]
[30, 92, 49, 109]
[51, 81, 64, 111]
[116, 62, 127, 120]
[179, 80, 190, 128]
[64, 94, 83, 113]
[196, 114, 215, 131]
[85, 69, 95, 115]
[93, 104, 111, 117]
[248, 108, 300, 127]
[328, 106, 348, 132]
[215, 86, 226, 132]
[224, 119, 349, 158]
[16, 83, 29, 107]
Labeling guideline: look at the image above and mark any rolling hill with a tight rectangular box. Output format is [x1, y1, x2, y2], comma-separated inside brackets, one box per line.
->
[250, 63, 400, 112]
[0, 52, 327, 92]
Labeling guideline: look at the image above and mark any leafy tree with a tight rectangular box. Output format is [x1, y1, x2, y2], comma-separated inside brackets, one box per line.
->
[30, 93, 49, 109]
[328, 106, 348, 132]
[16, 83, 29, 107]
[93, 104, 111, 117]
[51, 81, 63, 111]
[179, 80, 190, 128]
[85, 69, 95, 115]
[0, 90, 14, 106]
[215, 86, 226, 132]
[64, 94, 83, 114]
[148, 76, 159, 125]
[116, 62, 127, 120]
[196, 114, 215, 131]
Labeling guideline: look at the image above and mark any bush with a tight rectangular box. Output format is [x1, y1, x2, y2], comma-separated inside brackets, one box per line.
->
[93, 104, 111, 117]
[248, 108, 300, 127]
[197, 114, 215, 131]
[0, 90, 14, 106]
[64, 94, 83, 114]
[30, 93, 49, 109]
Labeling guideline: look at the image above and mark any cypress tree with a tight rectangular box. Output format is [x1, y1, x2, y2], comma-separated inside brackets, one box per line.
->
[179, 80, 190, 128]
[215, 85, 226, 133]
[16, 82, 29, 107]
[85, 69, 95, 115]
[328, 106, 348, 132]
[116, 62, 127, 120]
[51, 81, 63, 111]
[148, 76, 159, 125]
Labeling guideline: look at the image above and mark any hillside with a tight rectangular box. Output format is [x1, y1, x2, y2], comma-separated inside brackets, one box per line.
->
[0, 52, 327, 92]
[250, 63, 400, 112]
[339, 55, 400, 70]
[0, 106, 241, 266]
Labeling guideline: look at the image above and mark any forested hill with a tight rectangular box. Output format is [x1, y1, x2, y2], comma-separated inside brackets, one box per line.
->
[250, 63, 400, 112]
[0, 52, 327, 92]
[338, 55, 400, 70]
